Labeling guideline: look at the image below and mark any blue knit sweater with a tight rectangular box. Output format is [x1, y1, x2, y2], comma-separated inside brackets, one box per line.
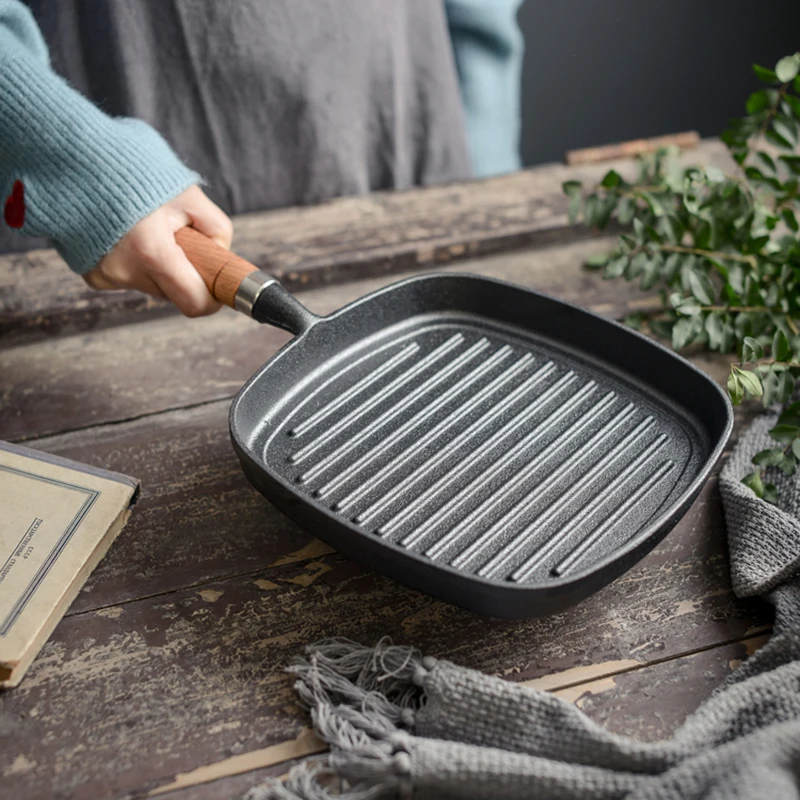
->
[0, 0, 523, 275]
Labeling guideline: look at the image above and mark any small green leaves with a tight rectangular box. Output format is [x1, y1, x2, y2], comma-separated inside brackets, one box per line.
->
[728, 370, 744, 405]
[780, 154, 800, 175]
[767, 127, 793, 150]
[736, 368, 763, 397]
[688, 269, 715, 305]
[728, 366, 763, 404]
[742, 336, 764, 362]
[761, 370, 780, 407]
[767, 423, 800, 443]
[746, 90, 769, 113]
[773, 329, 792, 362]
[757, 151, 777, 172]
[753, 64, 778, 83]
[741, 468, 777, 504]
[777, 372, 795, 404]
[705, 313, 724, 350]
[763, 483, 780, 504]
[562, 52, 800, 503]
[600, 170, 622, 189]
[776, 53, 800, 84]
[672, 316, 697, 351]
[742, 470, 765, 497]
[584, 194, 601, 227]
[585, 253, 610, 269]
[617, 197, 636, 224]
[662, 252, 681, 282]
[604, 255, 628, 279]
[752, 448, 786, 467]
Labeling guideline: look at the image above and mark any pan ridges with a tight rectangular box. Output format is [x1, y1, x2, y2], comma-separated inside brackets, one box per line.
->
[274, 326, 688, 584]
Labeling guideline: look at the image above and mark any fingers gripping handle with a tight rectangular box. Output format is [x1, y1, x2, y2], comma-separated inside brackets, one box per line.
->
[175, 227, 318, 335]
[175, 227, 257, 308]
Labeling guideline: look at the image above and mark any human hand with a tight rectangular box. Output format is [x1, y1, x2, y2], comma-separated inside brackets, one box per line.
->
[82, 186, 233, 317]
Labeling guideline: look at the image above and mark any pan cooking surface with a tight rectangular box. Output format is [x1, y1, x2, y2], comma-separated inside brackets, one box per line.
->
[255, 318, 709, 584]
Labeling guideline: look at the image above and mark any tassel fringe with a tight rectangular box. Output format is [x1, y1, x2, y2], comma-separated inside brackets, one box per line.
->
[246, 638, 433, 800]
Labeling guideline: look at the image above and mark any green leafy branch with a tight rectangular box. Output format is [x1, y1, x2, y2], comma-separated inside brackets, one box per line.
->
[563, 52, 800, 503]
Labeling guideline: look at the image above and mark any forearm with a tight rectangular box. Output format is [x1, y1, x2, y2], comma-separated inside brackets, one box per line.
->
[0, 0, 198, 274]
[445, 0, 524, 177]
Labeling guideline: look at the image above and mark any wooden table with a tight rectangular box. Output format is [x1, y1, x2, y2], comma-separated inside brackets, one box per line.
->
[0, 140, 772, 800]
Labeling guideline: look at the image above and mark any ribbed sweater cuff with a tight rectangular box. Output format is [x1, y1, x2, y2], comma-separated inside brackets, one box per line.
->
[0, 56, 199, 274]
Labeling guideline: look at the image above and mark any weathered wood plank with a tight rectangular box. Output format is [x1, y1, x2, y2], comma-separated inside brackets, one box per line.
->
[0, 541, 769, 800]
[557, 634, 771, 742]
[154, 635, 769, 800]
[0, 140, 732, 344]
[3, 235, 666, 443]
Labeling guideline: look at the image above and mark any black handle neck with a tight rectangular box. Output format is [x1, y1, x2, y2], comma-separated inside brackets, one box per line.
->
[251, 282, 319, 336]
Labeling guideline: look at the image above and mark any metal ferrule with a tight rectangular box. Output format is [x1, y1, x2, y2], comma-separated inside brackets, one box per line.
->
[234, 271, 277, 316]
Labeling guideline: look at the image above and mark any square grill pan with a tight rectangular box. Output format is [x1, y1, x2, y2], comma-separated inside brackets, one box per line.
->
[227, 272, 732, 618]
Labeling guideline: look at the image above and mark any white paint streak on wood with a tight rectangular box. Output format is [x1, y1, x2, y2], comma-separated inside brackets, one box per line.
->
[5, 754, 36, 776]
[520, 658, 640, 693]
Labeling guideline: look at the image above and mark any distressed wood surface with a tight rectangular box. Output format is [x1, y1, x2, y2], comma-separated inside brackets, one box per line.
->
[0, 518, 771, 800]
[0, 140, 731, 346]
[3, 235, 664, 442]
[0, 395, 771, 798]
[0, 531, 770, 800]
[0, 141, 765, 800]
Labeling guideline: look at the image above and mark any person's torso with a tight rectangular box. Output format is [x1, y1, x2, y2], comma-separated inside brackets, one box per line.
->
[25, 0, 470, 215]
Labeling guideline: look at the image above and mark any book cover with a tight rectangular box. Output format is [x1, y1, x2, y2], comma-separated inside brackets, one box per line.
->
[0, 441, 139, 688]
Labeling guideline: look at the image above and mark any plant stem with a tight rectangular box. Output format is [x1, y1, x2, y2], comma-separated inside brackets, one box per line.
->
[746, 358, 800, 368]
[700, 305, 775, 312]
[658, 244, 758, 266]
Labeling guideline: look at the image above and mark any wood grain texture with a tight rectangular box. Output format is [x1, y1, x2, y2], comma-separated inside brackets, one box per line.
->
[565, 131, 701, 165]
[0, 140, 732, 346]
[561, 634, 771, 742]
[0, 389, 770, 800]
[0, 541, 769, 800]
[0, 235, 718, 443]
[175, 228, 258, 308]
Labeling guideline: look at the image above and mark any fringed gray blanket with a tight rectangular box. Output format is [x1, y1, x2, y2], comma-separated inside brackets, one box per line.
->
[249, 413, 800, 800]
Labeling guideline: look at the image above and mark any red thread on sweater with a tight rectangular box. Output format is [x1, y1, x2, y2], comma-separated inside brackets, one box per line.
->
[4, 180, 25, 229]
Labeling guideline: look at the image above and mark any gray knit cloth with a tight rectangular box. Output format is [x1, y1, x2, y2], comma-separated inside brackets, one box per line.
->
[249, 413, 800, 800]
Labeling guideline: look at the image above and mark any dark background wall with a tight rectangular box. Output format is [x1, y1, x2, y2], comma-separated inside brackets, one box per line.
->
[517, 1, 800, 165]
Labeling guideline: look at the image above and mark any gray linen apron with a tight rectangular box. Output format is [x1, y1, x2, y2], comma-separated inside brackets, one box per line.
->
[2, 0, 470, 256]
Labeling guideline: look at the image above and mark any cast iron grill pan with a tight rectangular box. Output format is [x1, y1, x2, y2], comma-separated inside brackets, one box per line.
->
[177, 228, 733, 618]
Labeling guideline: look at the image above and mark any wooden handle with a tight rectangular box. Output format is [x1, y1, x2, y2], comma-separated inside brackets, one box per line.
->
[175, 227, 258, 308]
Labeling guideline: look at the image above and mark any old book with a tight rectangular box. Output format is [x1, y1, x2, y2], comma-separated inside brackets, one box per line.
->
[0, 441, 139, 688]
